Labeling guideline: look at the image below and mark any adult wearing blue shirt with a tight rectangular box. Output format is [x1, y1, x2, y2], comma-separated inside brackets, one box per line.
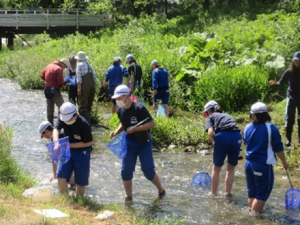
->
[269, 51, 300, 147]
[151, 60, 170, 117]
[109, 85, 165, 200]
[243, 102, 288, 213]
[53, 102, 93, 197]
[203, 100, 241, 197]
[103, 57, 129, 113]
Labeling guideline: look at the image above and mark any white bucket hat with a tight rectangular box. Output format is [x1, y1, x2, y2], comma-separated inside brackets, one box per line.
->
[38, 121, 52, 138]
[75, 51, 89, 61]
[250, 102, 267, 114]
[151, 60, 160, 67]
[112, 85, 130, 99]
[60, 58, 70, 68]
[60, 102, 77, 121]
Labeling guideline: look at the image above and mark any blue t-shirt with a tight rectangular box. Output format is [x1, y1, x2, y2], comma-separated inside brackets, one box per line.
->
[105, 65, 129, 87]
[243, 123, 283, 164]
[55, 115, 92, 144]
[206, 112, 239, 133]
[117, 102, 153, 140]
[152, 68, 169, 90]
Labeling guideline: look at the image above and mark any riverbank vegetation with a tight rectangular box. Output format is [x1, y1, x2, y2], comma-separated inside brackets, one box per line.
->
[0, 1, 299, 155]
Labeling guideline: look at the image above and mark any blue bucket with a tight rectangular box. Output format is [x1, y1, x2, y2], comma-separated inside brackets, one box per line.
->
[285, 187, 300, 208]
[191, 172, 211, 188]
[107, 132, 127, 159]
[46, 136, 71, 165]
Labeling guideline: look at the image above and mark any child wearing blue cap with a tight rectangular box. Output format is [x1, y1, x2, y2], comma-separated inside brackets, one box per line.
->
[243, 102, 288, 213]
[203, 100, 241, 197]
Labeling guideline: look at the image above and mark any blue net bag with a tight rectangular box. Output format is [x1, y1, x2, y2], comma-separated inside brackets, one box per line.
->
[157, 104, 166, 116]
[64, 77, 77, 87]
[285, 187, 300, 208]
[107, 132, 127, 159]
[46, 136, 71, 165]
[191, 172, 211, 188]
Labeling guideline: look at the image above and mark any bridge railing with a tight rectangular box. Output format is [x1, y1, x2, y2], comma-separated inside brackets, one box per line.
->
[0, 8, 112, 29]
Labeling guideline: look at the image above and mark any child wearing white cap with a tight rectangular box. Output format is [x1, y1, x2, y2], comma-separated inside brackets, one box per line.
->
[203, 100, 241, 197]
[109, 85, 165, 200]
[243, 102, 288, 213]
[52, 102, 93, 197]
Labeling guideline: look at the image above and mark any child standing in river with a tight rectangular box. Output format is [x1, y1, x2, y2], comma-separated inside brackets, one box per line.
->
[243, 102, 288, 213]
[203, 100, 242, 197]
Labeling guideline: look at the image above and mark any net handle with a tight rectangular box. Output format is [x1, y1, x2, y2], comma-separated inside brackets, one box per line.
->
[129, 117, 149, 131]
[285, 168, 293, 188]
[206, 161, 213, 174]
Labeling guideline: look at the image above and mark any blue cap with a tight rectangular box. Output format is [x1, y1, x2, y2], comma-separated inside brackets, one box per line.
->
[293, 51, 300, 61]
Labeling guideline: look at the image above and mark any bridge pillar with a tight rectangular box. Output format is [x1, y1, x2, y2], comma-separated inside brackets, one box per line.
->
[6, 32, 15, 50]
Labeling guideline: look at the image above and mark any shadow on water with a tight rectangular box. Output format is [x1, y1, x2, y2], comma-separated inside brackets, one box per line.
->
[0, 78, 300, 224]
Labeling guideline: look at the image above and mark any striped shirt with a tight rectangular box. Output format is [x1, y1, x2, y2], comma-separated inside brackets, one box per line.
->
[76, 61, 97, 83]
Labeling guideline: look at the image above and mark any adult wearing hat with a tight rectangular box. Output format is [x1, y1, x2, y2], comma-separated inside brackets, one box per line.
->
[269, 51, 300, 147]
[75, 51, 98, 125]
[203, 100, 241, 197]
[125, 54, 143, 96]
[151, 60, 170, 116]
[41, 58, 70, 125]
[243, 102, 288, 213]
[109, 85, 165, 200]
[53, 102, 93, 197]
[64, 56, 78, 105]
[102, 57, 129, 113]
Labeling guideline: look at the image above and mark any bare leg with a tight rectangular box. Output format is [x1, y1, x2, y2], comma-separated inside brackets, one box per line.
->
[112, 104, 118, 114]
[251, 199, 266, 213]
[163, 104, 169, 117]
[248, 198, 255, 208]
[76, 185, 85, 197]
[225, 163, 235, 194]
[211, 165, 222, 195]
[153, 103, 158, 116]
[58, 178, 68, 195]
[67, 174, 75, 185]
[123, 180, 133, 198]
[151, 174, 165, 194]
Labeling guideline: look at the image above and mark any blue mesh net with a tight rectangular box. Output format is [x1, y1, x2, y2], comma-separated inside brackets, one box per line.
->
[285, 187, 300, 208]
[64, 77, 77, 86]
[191, 172, 211, 188]
[107, 132, 127, 159]
[46, 136, 70, 165]
[157, 104, 166, 116]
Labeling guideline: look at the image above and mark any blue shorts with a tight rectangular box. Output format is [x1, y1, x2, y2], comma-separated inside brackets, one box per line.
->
[109, 86, 117, 105]
[245, 160, 274, 201]
[154, 89, 169, 104]
[121, 137, 156, 181]
[57, 146, 92, 186]
[213, 131, 241, 167]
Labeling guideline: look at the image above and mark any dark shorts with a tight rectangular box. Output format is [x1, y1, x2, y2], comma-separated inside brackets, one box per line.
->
[121, 136, 155, 181]
[57, 146, 92, 186]
[109, 86, 117, 105]
[213, 131, 241, 167]
[245, 160, 274, 201]
[154, 89, 169, 104]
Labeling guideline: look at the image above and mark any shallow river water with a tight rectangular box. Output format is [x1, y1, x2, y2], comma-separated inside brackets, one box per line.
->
[1, 78, 300, 224]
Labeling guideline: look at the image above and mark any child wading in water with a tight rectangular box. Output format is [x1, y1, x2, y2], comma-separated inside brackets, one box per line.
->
[243, 102, 288, 213]
[203, 100, 242, 197]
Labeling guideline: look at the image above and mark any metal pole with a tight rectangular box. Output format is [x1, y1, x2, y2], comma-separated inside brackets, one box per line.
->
[47, 9, 49, 29]
[76, 8, 79, 30]
[16, 9, 19, 29]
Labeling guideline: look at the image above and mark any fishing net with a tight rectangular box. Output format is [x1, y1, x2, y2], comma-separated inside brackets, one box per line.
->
[64, 77, 77, 86]
[107, 132, 127, 159]
[285, 187, 300, 208]
[157, 104, 166, 116]
[191, 172, 211, 188]
[46, 136, 70, 165]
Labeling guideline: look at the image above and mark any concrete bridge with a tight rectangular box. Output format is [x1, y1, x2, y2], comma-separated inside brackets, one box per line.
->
[0, 8, 112, 49]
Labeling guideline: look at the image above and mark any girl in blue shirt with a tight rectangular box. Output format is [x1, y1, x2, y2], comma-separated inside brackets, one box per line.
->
[243, 102, 288, 213]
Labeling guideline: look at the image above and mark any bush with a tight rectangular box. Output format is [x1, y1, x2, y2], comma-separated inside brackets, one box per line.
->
[0, 124, 35, 194]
